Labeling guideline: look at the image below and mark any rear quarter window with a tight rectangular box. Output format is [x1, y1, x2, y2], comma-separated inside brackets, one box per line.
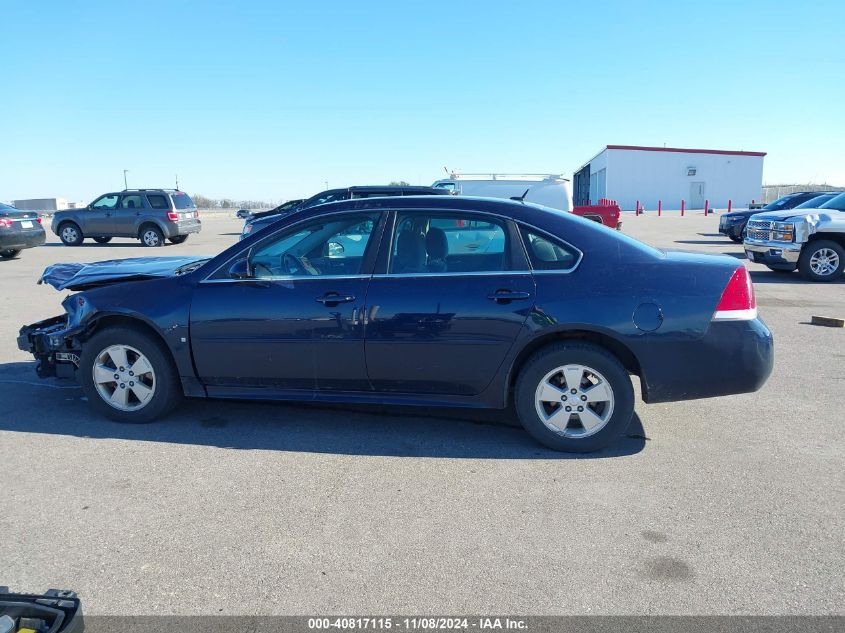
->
[146, 194, 169, 209]
[171, 193, 196, 209]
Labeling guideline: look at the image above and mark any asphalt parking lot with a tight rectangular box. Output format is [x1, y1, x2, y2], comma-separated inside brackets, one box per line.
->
[1, 212, 842, 615]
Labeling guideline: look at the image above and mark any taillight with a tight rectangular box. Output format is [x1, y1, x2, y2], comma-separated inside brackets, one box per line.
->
[36, 216, 43, 224]
[713, 266, 757, 321]
[167, 211, 179, 221]
[0, 219, 12, 228]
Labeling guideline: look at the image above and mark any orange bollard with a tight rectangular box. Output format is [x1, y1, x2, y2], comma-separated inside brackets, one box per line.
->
[658, 200, 662, 216]
[704, 199, 709, 216]
[728, 199, 732, 213]
[681, 199, 685, 216]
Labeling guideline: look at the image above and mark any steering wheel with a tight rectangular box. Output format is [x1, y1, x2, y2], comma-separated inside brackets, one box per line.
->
[282, 253, 319, 276]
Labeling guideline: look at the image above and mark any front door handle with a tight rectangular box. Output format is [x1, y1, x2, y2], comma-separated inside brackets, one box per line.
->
[316, 292, 355, 306]
[487, 290, 531, 303]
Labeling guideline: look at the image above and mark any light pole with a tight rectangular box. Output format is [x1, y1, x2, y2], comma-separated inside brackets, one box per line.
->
[123, 170, 129, 190]
[324, 181, 328, 190]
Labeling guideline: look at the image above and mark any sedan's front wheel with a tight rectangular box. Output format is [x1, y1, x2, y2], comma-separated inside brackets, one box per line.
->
[515, 342, 634, 452]
[79, 326, 182, 423]
[0, 249, 21, 259]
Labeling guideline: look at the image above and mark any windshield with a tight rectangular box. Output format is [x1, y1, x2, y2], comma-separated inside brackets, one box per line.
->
[793, 193, 838, 209]
[762, 194, 803, 210]
[818, 192, 845, 211]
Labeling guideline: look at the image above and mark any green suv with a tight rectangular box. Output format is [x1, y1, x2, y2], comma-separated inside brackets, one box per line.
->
[51, 189, 202, 247]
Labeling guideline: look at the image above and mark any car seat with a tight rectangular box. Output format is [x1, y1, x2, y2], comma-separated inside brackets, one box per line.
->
[425, 227, 448, 272]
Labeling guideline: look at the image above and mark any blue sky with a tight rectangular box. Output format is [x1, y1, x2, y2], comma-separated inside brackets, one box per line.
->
[2, 0, 843, 203]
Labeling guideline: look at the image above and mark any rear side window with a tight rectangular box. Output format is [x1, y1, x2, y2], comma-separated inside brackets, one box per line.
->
[120, 195, 144, 209]
[147, 194, 169, 209]
[171, 192, 196, 209]
[519, 226, 580, 271]
[390, 212, 508, 274]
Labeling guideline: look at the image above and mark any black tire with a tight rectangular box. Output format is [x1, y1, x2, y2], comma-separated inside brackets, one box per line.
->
[729, 235, 743, 243]
[93, 236, 112, 244]
[766, 265, 796, 273]
[0, 249, 21, 259]
[139, 224, 165, 247]
[168, 235, 188, 244]
[798, 240, 845, 282]
[514, 342, 634, 452]
[79, 326, 183, 423]
[58, 221, 84, 246]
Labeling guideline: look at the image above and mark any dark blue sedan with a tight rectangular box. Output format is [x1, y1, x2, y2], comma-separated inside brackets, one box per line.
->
[18, 196, 773, 452]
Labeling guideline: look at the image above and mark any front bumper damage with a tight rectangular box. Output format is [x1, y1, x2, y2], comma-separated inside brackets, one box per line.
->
[17, 314, 82, 378]
[17, 294, 92, 379]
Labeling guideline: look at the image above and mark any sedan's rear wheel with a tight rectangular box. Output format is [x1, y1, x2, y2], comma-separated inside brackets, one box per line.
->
[515, 342, 634, 452]
[0, 249, 21, 259]
[58, 222, 84, 246]
[79, 326, 182, 423]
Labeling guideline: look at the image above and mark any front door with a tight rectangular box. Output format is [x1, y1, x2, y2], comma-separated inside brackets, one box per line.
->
[690, 182, 706, 209]
[190, 212, 383, 393]
[364, 210, 535, 395]
[85, 193, 120, 234]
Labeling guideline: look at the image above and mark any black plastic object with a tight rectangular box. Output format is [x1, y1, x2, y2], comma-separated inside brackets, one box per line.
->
[0, 588, 83, 633]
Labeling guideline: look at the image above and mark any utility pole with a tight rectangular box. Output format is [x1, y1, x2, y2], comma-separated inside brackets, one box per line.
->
[123, 170, 129, 189]
[324, 181, 329, 190]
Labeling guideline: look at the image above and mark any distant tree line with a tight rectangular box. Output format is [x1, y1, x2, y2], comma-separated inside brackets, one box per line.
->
[191, 193, 276, 210]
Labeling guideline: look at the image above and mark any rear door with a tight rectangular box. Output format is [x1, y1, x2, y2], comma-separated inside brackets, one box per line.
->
[113, 193, 147, 236]
[363, 209, 535, 395]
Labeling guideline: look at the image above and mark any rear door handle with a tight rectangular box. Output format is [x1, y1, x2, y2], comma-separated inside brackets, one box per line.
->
[487, 290, 531, 303]
[316, 293, 355, 306]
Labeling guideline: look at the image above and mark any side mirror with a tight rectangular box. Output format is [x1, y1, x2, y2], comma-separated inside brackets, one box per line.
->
[236, 209, 251, 219]
[228, 257, 253, 279]
[327, 241, 345, 257]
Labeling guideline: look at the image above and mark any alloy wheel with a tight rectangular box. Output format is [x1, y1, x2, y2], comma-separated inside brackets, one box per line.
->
[142, 230, 161, 247]
[809, 248, 840, 277]
[534, 364, 615, 438]
[62, 226, 79, 243]
[92, 344, 156, 411]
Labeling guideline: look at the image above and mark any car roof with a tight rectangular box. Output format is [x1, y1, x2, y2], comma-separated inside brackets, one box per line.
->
[345, 185, 446, 193]
[101, 189, 185, 196]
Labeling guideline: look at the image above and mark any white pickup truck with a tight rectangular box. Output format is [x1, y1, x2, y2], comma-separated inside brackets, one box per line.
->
[744, 191, 845, 282]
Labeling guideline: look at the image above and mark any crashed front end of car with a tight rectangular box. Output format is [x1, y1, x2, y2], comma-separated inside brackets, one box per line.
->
[17, 292, 93, 379]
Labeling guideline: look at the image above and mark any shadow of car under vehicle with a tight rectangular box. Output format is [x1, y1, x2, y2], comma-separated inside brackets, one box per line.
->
[0, 361, 646, 460]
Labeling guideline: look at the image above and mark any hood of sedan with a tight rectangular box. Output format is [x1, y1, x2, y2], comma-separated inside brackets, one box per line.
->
[39, 256, 211, 290]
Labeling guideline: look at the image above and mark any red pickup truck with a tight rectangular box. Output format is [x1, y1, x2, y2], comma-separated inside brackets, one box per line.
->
[572, 204, 623, 230]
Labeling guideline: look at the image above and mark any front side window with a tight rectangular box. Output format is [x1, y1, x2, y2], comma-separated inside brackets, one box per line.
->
[389, 212, 508, 274]
[120, 195, 144, 209]
[519, 226, 580, 271]
[249, 213, 379, 278]
[91, 194, 119, 210]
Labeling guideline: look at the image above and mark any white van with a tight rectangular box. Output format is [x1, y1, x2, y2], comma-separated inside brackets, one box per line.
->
[431, 173, 573, 212]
